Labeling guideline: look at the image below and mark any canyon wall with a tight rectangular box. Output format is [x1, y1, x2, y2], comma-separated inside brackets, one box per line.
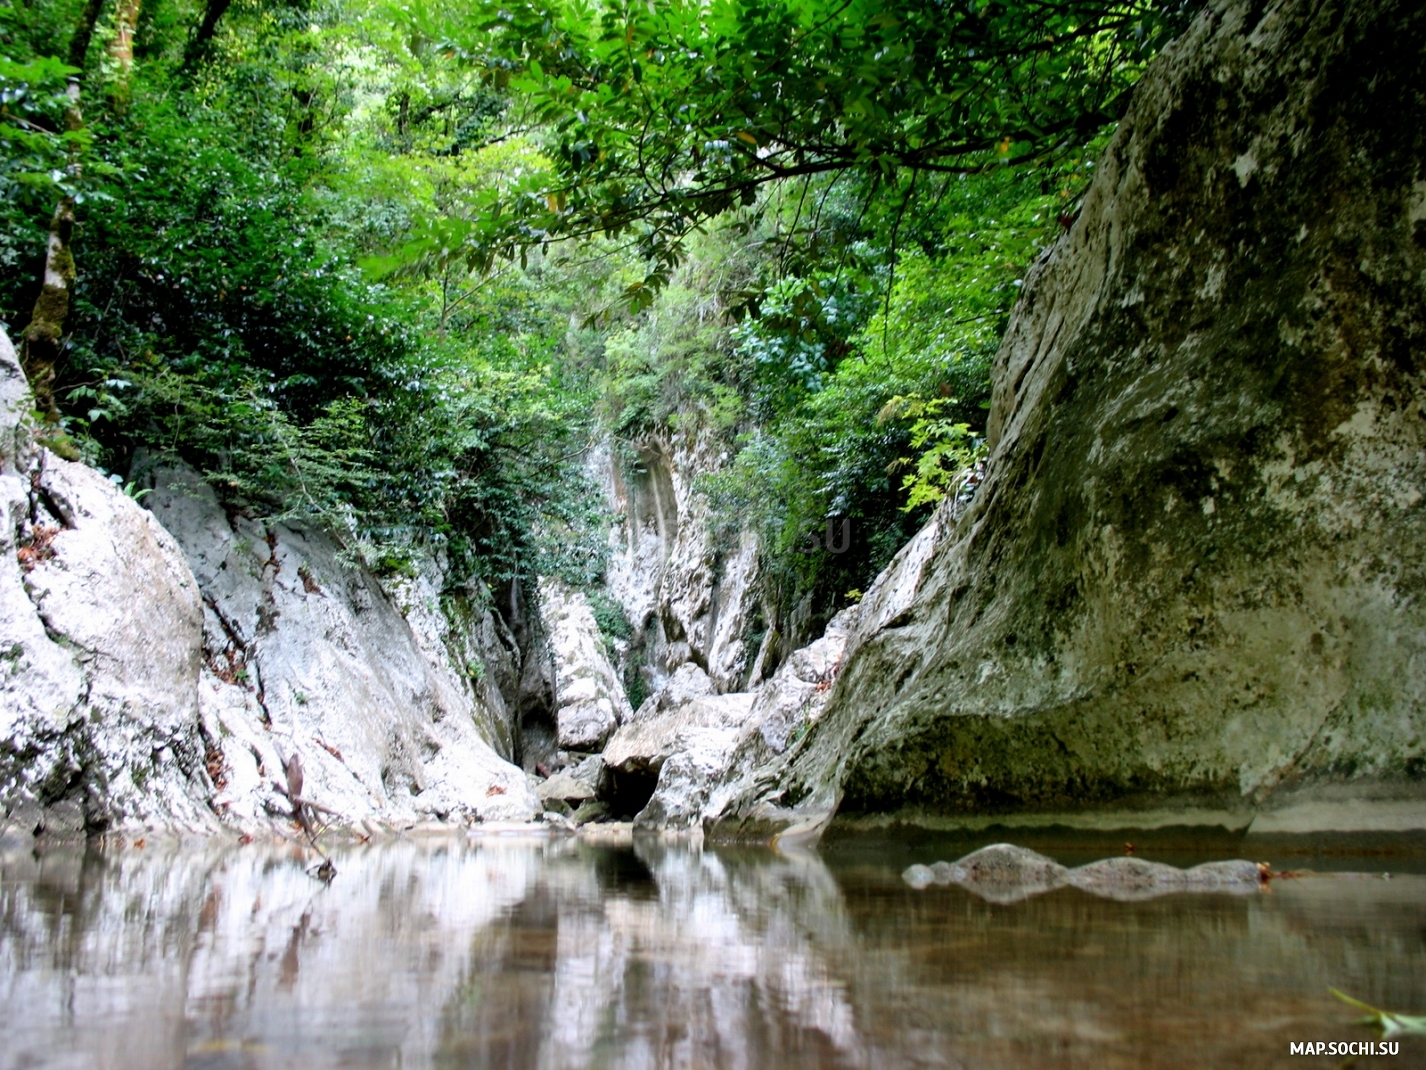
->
[0, 329, 538, 839]
[590, 430, 762, 697]
[712, 0, 1426, 838]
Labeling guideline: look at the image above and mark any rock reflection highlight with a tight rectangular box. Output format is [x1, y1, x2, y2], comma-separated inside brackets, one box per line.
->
[1, 836, 1423, 1069]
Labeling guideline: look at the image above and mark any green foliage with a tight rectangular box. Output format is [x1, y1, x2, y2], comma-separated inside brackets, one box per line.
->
[1331, 990, 1426, 1038]
[1, 0, 611, 598]
[691, 156, 1086, 629]
[369, 0, 1191, 296]
[878, 396, 983, 512]
[585, 588, 631, 645]
[1, 0, 1187, 651]
[599, 275, 748, 437]
[0, 54, 82, 320]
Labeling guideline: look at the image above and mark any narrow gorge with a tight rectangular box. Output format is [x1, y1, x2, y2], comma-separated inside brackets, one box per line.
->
[2, 0, 1423, 855]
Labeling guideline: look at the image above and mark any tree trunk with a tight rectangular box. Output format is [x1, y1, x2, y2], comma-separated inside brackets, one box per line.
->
[182, 0, 233, 73]
[107, 0, 141, 106]
[19, 0, 104, 440]
[66, 0, 105, 70]
[20, 81, 82, 428]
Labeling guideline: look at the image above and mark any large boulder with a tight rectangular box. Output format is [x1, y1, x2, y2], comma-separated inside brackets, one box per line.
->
[602, 664, 740, 776]
[700, 606, 857, 833]
[1, 330, 215, 837]
[600, 664, 754, 827]
[539, 578, 633, 751]
[713, 0, 1426, 839]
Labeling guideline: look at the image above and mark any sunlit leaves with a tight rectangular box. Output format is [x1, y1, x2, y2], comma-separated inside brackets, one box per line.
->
[377, 0, 1191, 285]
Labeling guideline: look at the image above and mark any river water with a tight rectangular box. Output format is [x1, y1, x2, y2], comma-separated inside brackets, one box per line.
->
[1, 832, 1422, 1070]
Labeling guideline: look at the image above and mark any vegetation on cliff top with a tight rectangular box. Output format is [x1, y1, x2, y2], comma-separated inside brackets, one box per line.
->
[1, 0, 1188, 613]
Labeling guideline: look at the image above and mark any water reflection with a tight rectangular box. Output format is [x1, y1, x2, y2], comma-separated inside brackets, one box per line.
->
[1, 836, 1423, 1069]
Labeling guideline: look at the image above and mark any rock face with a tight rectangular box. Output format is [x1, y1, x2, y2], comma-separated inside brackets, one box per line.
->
[146, 464, 539, 827]
[714, 0, 1426, 836]
[600, 664, 755, 827]
[699, 606, 857, 831]
[391, 560, 523, 761]
[1, 322, 540, 836]
[0, 331, 215, 836]
[591, 430, 761, 694]
[539, 578, 632, 751]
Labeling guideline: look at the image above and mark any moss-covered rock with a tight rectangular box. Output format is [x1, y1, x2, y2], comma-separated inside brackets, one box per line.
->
[712, 0, 1426, 836]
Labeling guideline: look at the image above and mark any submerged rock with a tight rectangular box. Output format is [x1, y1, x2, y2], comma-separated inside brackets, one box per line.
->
[715, 0, 1426, 838]
[940, 845, 1071, 904]
[904, 845, 1264, 902]
[1066, 857, 1263, 901]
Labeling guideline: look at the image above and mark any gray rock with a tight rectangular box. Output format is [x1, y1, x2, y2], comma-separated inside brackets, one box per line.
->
[590, 430, 761, 694]
[570, 799, 610, 825]
[941, 845, 1070, 904]
[584, 662, 756, 830]
[1, 331, 540, 835]
[603, 690, 754, 780]
[389, 561, 521, 760]
[651, 662, 717, 711]
[713, 0, 1426, 838]
[1066, 858, 1193, 902]
[540, 578, 632, 751]
[1066, 857, 1263, 901]
[904, 847, 1264, 902]
[147, 462, 539, 828]
[702, 608, 858, 836]
[1182, 860, 1264, 890]
[1, 330, 215, 834]
[633, 728, 743, 831]
[538, 759, 601, 806]
[0, 327, 32, 475]
[902, 864, 935, 890]
[541, 810, 578, 833]
[928, 861, 958, 885]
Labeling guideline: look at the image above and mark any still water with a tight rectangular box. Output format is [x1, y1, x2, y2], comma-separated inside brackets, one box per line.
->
[1, 832, 1423, 1070]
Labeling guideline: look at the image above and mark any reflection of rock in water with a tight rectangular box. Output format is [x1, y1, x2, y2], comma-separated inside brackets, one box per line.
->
[902, 844, 1263, 903]
[0, 839, 542, 1070]
[3, 839, 1425, 1070]
[439, 842, 871, 1070]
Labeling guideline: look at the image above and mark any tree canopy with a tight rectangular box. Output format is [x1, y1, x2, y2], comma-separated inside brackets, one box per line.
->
[0, 0, 1194, 646]
[377, 0, 1190, 298]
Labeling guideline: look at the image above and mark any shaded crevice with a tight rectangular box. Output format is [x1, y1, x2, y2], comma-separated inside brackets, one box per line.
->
[602, 764, 658, 820]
